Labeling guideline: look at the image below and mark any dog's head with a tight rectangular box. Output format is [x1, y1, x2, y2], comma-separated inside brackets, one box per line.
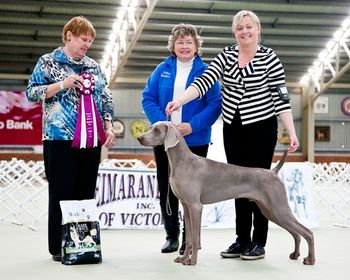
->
[137, 121, 179, 151]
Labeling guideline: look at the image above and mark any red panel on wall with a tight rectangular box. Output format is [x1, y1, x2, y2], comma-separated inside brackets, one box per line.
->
[0, 91, 42, 145]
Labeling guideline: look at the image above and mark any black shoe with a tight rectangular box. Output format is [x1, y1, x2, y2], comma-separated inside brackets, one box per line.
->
[52, 253, 62, 262]
[240, 244, 265, 260]
[161, 238, 179, 253]
[220, 242, 248, 258]
[179, 241, 186, 255]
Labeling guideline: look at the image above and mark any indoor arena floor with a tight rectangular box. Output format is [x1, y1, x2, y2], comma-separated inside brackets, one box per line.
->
[1, 221, 349, 280]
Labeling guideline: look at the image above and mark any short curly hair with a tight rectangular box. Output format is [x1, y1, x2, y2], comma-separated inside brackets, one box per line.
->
[167, 23, 202, 56]
[62, 16, 96, 43]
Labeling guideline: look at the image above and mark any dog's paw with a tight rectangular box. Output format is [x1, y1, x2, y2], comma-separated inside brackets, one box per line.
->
[303, 257, 315, 265]
[289, 251, 300, 260]
[182, 258, 196, 266]
[174, 256, 185, 263]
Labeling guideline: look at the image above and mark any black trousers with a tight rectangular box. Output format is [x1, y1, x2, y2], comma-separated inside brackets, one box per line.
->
[43, 140, 101, 255]
[223, 113, 277, 247]
[154, 144, 209, 240]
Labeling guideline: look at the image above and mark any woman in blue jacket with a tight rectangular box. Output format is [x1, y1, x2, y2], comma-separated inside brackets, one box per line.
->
[142, 23, 221, 255]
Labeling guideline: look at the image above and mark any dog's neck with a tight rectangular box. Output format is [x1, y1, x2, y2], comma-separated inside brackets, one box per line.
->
[166, 133, 193, 165]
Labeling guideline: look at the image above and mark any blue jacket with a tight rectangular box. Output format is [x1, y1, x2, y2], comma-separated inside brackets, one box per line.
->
[142, 55, 221, 146]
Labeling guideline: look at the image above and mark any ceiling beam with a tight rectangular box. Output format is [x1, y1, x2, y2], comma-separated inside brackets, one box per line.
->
[109, 0, 158, 88]
[313, 60, 350, 102]
[0, 73, 29, 80]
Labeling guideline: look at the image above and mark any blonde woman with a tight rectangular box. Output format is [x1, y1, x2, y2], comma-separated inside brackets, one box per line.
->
[166, 11, 299, 260]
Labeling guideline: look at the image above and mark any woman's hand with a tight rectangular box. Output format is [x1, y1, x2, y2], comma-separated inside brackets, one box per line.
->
[288, 133, 299, 152]
[175, 123, 192, 136]
[64, 75, 84, 89]
[103, 127, 115, 148]
[165, 99, 181, 115]
[165, 86, 200, 115]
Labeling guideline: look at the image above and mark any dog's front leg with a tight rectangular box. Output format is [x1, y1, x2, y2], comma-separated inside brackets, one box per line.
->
[183, 203, 202, 266]
[174, 202, 191, 264]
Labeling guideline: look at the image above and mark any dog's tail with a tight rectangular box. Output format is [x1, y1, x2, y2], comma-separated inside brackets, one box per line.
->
[272, 149, 288, 174]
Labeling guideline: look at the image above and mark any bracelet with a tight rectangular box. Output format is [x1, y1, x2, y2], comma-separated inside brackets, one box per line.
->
[59, 81, 64, 91]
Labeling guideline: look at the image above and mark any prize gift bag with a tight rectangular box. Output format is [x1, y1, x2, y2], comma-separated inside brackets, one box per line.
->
[60, 199, 102, 265]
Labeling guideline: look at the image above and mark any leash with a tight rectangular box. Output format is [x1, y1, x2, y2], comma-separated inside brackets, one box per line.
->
[165, 115, 172, 216]
[166, 165, 172, 216]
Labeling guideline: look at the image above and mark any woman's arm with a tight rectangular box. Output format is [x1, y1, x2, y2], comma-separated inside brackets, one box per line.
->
[165, 85, 200, 115]
[279, 111, 299, 152]
[166, 51, 227, 116]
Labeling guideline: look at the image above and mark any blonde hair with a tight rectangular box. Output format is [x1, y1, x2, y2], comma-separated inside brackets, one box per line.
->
[62, 16, 96, 43]
[232, 10, 261, 32]
[167, 23, 202, 56]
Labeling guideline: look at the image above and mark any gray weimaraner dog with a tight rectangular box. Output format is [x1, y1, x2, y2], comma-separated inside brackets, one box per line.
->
[137, 121, 315, 266]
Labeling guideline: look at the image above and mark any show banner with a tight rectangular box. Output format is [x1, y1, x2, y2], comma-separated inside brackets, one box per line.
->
[0, 91, 42, 145]
[95, 167, 161, 229]
[95, 167, 235, 229]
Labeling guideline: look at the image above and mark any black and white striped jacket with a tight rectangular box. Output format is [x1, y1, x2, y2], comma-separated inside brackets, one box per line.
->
[192, 44, 292, 125]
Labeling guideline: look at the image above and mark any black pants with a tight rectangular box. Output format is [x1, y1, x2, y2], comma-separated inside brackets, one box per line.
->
[223, 113, 277, 247]
[154, 144, 209, 240]
[43, 140, 101, 255]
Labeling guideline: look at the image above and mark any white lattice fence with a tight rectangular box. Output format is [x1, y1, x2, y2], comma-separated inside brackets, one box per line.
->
[0, 158, 349, 230]
[0, 159, 48, 231]
[311, 162, 350, 226]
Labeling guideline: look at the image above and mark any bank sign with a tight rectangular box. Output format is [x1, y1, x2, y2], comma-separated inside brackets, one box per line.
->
[0, 91, 42, 145]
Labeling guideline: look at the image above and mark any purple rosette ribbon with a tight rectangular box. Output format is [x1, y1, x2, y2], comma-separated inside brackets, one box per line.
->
[72, 72, 106, 148]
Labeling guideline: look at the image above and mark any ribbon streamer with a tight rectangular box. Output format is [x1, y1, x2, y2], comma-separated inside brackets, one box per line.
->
[72, 73, 106, 148]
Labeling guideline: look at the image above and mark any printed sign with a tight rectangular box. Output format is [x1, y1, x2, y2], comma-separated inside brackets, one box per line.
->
[0, 91, 42, 145]
[95, 167, 235, 229]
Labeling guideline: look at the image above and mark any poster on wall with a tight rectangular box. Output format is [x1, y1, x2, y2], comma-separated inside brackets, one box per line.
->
[0, 91, 42, 145]
[314, 96, 329, 114]
[277, 162, 318, 228]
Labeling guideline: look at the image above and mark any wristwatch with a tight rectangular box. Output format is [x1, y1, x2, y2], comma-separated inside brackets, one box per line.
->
[59, 81, 64, 91]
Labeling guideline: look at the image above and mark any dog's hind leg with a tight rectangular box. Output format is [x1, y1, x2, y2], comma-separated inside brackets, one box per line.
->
[296, 224, 315, 265]
[258, 201, 315, 265]
[256, 201, 301, 261]
[278, 219, 315, 264]
[272, 210, 315, 264]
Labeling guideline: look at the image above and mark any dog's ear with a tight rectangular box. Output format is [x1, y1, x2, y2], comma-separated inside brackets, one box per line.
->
[164, 123, 179, 151]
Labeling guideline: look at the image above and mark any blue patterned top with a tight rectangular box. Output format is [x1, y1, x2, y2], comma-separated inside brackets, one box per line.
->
[26, 47, 115, 141]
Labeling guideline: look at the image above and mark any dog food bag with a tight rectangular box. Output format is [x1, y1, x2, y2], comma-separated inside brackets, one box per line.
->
[60, 199, 102, 265]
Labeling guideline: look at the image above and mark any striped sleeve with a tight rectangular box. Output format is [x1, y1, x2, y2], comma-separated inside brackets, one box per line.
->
[192, 51, 227, 98]
[266, 52, 292, 114]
